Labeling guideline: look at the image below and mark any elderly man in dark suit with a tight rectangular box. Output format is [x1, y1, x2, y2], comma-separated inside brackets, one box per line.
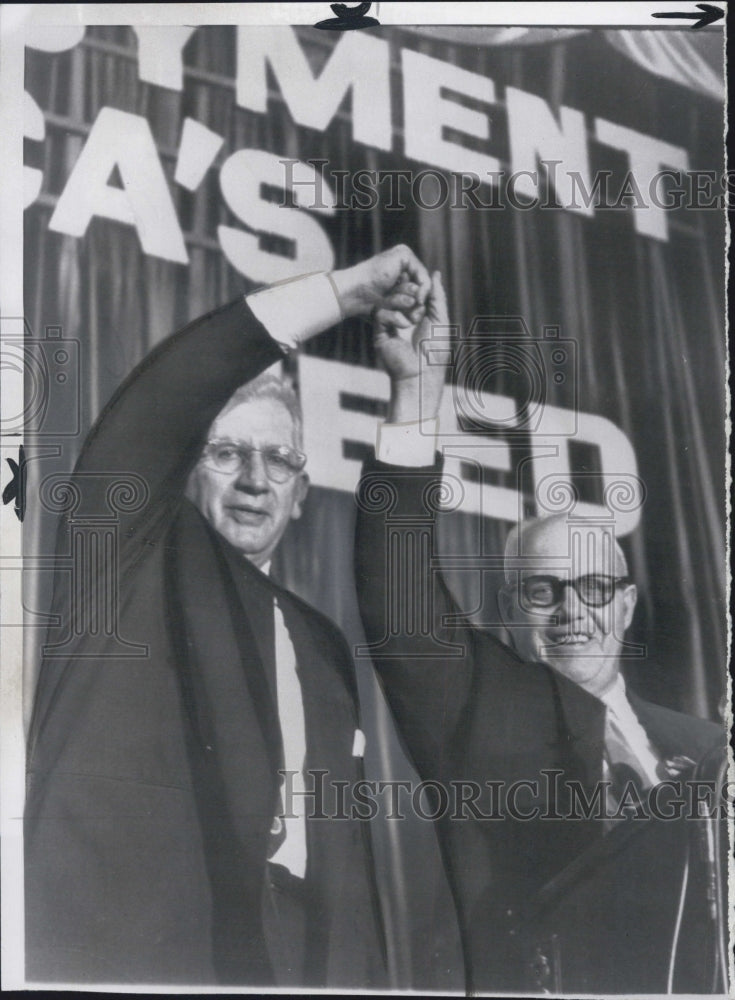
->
[24, 245, 431, 988]
[354, 275, 725, 993]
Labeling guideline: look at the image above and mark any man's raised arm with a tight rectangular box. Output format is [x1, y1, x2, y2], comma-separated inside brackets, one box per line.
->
[354, 273, 482, 775]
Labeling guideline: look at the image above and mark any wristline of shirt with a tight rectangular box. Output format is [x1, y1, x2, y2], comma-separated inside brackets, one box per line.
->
[246, 272, 341, 351]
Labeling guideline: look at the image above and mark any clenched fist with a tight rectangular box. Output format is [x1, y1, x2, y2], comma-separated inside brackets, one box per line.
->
[373, 270, 451, 423]
[329, 244, 431, 319]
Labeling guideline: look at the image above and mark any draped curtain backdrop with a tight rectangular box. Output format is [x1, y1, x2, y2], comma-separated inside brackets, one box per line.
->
[23, 25, 725, 991]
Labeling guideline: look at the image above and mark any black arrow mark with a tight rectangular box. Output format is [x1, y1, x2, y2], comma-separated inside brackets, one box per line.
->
[315, 1, 380, 31]
[332, 2, 373, 17]
[2, 445, 27, 523]
[652, 3, 723, 28]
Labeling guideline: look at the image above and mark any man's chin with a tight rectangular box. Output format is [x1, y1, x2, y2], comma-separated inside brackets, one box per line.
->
[220, 525, 270, 559]
[542, 648, 620, 697]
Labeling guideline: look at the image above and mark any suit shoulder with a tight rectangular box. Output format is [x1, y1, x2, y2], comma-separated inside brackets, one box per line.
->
[633, 695, 725, 759]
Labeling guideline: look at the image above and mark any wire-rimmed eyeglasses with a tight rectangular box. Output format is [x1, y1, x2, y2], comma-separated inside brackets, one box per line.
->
[200, 439, 307, 483]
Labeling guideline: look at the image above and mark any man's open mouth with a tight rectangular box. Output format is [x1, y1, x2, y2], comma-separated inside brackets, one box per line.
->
[545, 632, 594, 647]
[228, 505, 268, 522]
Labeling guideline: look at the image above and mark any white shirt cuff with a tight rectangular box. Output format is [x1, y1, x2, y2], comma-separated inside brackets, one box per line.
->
[246, 272, 342, 350]
[376, 419, 438, 466]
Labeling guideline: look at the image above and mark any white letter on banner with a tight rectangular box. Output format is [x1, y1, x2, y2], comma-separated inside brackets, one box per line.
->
[24, 91, 45, 208]
[437, 389, 520, 524]
[402, 49, 500, 178]
[298, 357, 390, 493]
[218, 150, 335, 283]
[236, 27, 391, 151]
[595, 119, 689, 241]
[49, 108, 188, 263]
[530, 405, 642, 535]
[132, 27, 197, 91]
[506, 87, 593, 214]
[174, 118, 225, 191]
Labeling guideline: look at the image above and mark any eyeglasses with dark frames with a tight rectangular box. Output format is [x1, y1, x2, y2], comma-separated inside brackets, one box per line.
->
[518, 574, 631, 610]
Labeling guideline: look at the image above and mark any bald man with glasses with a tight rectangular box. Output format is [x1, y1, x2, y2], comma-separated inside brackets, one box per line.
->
[354, 281, 725, 993]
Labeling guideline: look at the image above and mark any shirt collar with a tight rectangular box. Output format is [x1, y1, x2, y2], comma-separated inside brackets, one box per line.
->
[598, 672, 628, 716]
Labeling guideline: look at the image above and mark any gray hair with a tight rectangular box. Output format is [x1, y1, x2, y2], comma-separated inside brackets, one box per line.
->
[217, 371, 304, 449]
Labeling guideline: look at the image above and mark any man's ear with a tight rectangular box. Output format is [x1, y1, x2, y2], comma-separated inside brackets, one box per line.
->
[622, 582, 637, 631]
[183, 465, 200, 507]
[290, 473, 310, 520]
[497, 583, 520, 653]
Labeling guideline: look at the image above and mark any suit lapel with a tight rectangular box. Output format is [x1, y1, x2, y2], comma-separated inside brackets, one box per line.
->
[626, 689, 696, 764]
[550, 674, 700, 784]
[168, 501, 281, 784]
[210, 527, 284, 773]
[166, 501, 278, 983]
[270, 587, 383, 988]
[550, 670, 607, 787]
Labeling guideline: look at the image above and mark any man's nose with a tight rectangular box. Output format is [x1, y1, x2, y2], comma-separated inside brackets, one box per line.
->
[558, 581, 585, 618]
[234, 450, 269, 491]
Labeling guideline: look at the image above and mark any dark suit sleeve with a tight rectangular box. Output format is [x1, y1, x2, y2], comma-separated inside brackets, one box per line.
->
[71, 296, 285, 551]
[354, 454, 484, 777]
[27, 298, 285, 756]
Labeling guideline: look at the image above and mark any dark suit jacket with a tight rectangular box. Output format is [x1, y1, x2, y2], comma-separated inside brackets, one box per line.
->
[25, 299, 386, 988]
[354, 456, 723, 992]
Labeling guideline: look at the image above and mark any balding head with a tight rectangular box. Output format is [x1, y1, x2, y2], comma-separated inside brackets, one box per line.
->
[503, 514, 629, 583]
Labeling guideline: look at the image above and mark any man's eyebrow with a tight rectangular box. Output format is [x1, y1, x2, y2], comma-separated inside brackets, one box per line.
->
[210, 438, 294, 449]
